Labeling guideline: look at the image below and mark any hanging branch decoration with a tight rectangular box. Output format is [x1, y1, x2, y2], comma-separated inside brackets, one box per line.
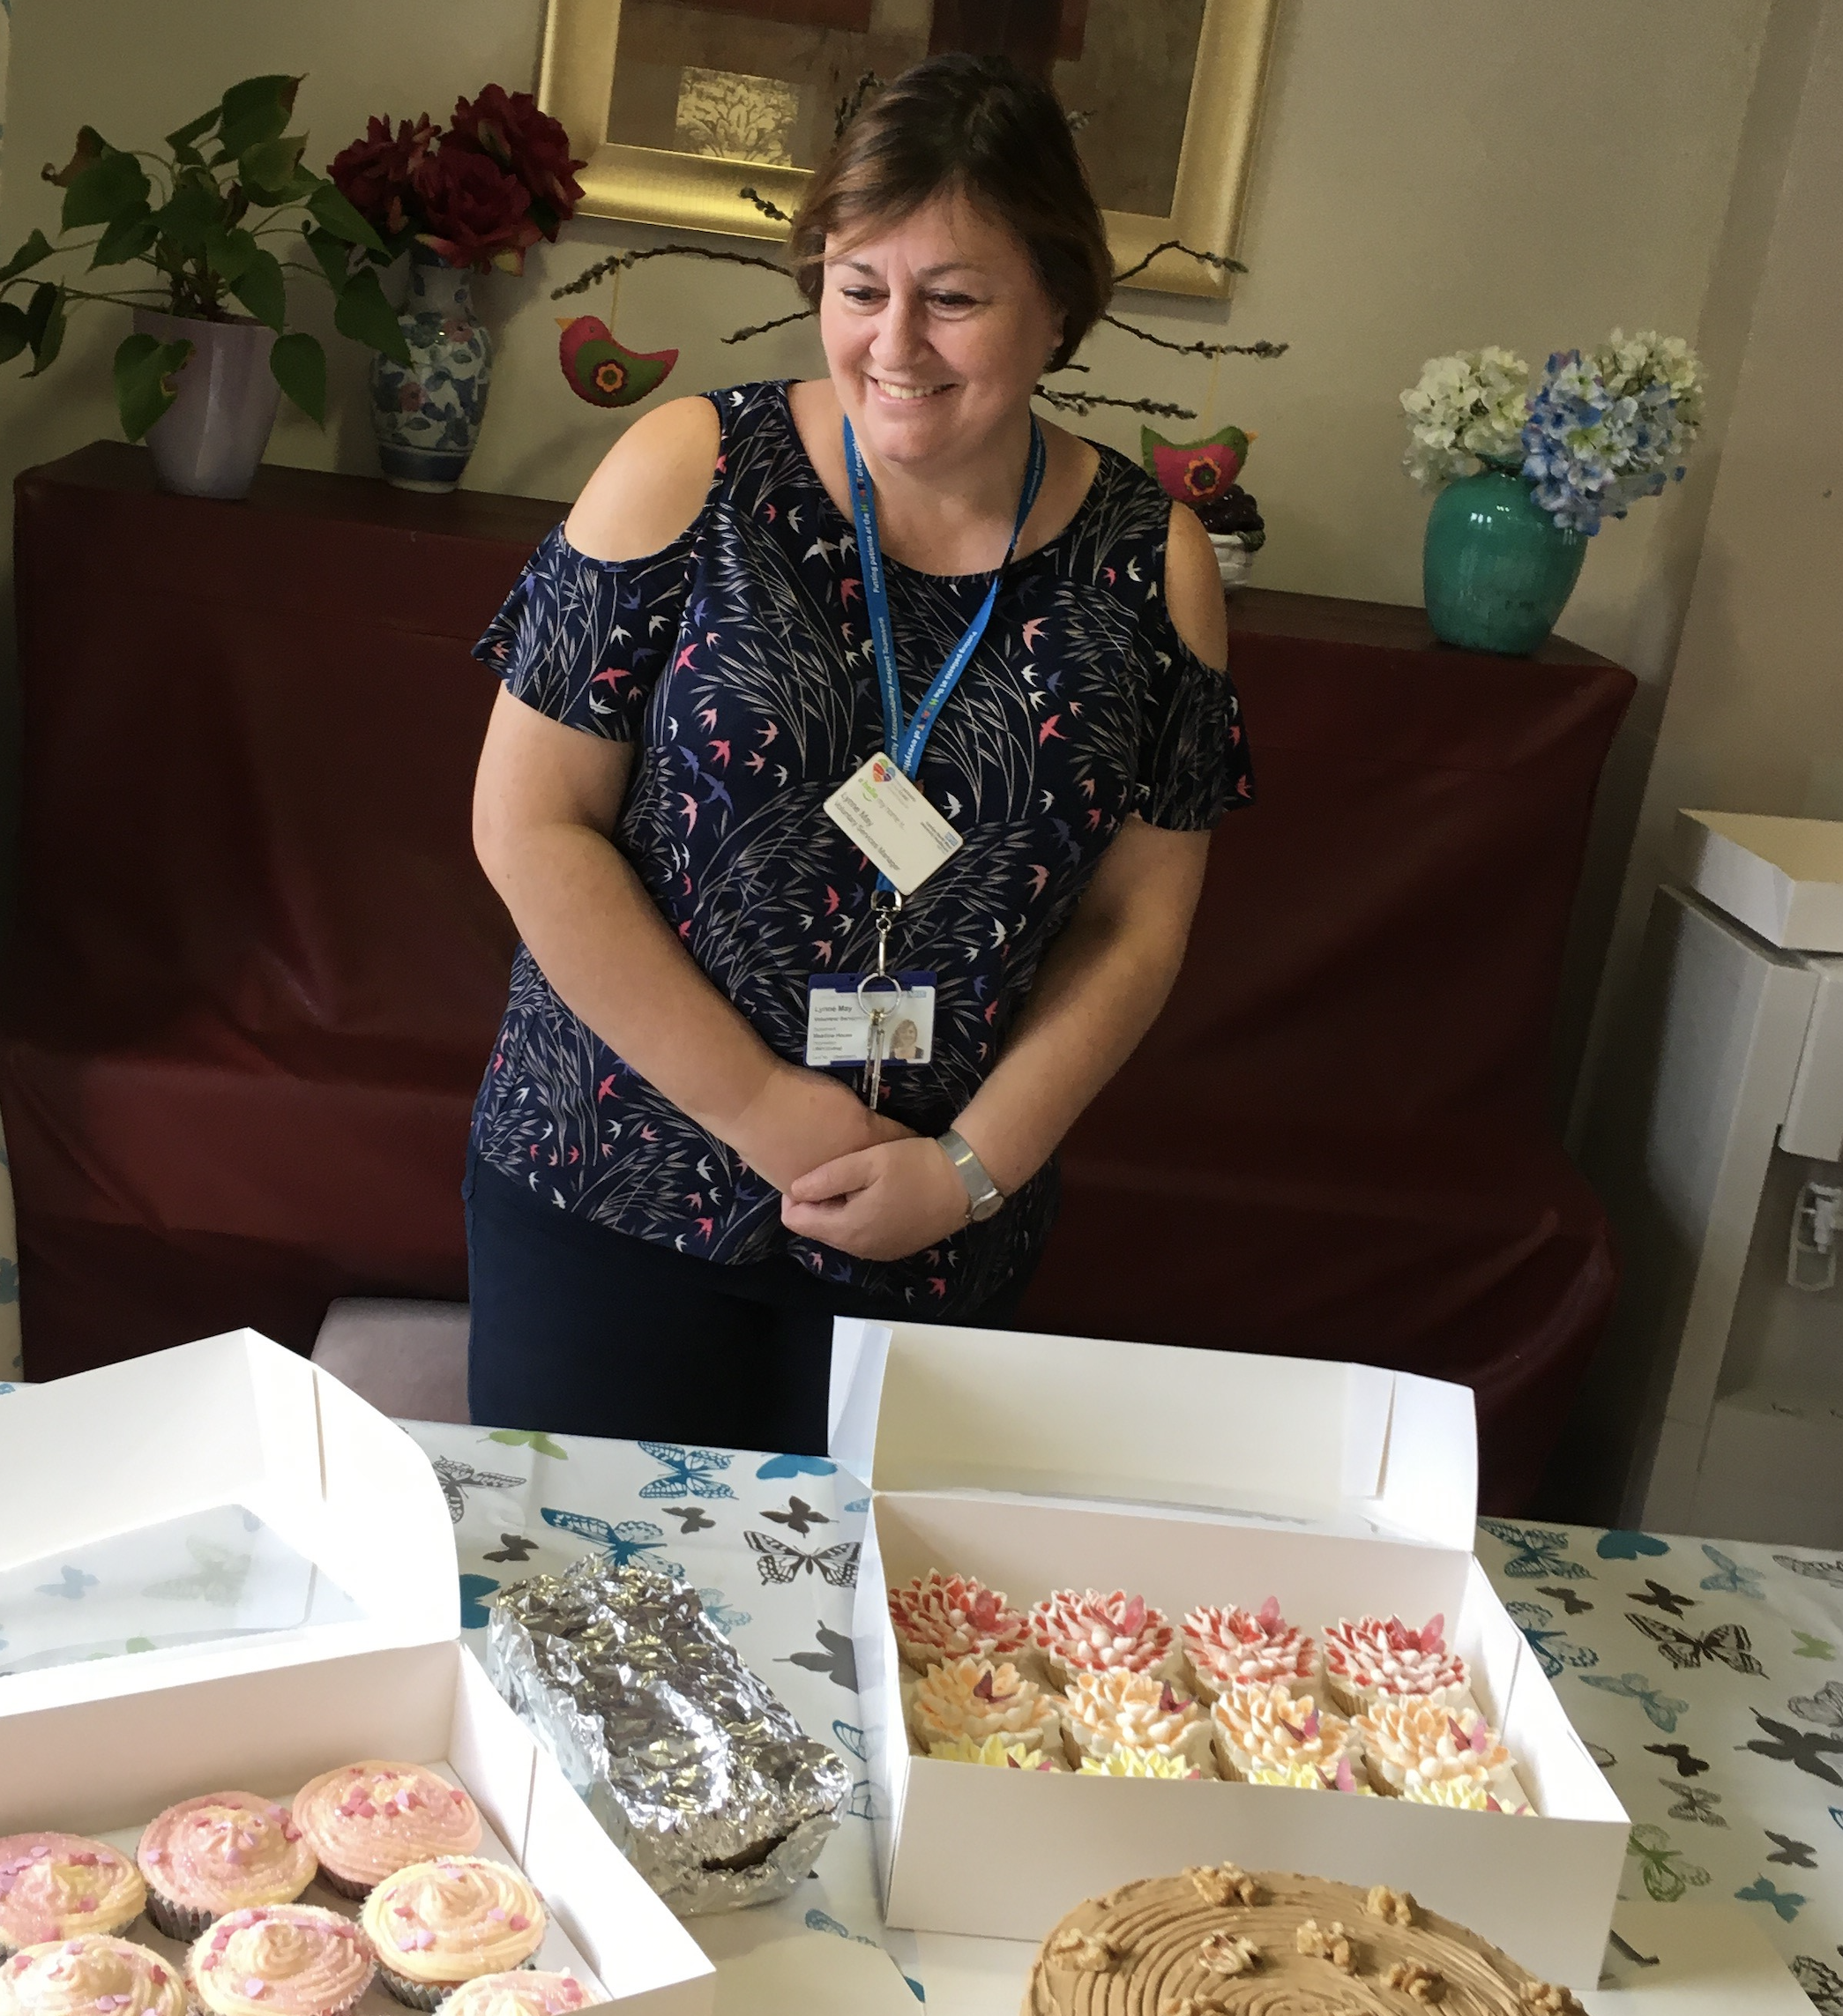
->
[737, 186, 792, 224]
[1101, 312, 1287, 362]
[1034, 385, 1198, 420]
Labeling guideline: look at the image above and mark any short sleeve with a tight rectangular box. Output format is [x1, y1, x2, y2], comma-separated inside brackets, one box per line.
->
[1134, 621, 1254, 830]
[472, 522, 695, 740]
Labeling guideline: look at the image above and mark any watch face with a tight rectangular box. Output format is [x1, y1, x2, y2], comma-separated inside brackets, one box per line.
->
[970, 1191, 1004, 1223]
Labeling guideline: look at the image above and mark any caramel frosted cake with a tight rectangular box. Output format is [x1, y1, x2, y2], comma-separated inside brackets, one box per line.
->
[1061, 1672, 1215, 1775]
[1030, 1591, 1175, 1688]
[1024, 1866, 1586, 2014]
[1322, 1614, 1469, 1715]
[909, 1658, 1062, 1756]
[889, 1573, 1033, 1673]
[1182, 1600, 1317, 1699]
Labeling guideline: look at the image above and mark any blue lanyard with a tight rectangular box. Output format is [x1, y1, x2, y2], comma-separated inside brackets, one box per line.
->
[843, 413, 1047, 781]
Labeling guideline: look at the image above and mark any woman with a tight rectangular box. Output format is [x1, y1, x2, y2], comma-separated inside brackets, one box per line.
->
[466, 52, 1250, 1452]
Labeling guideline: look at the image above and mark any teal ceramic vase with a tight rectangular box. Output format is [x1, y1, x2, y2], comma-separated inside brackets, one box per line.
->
[369, 250, 492, 493]
[1422, 458, 1588, 655]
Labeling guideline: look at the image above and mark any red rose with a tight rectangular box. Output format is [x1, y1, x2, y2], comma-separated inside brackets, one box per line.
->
[412, 146, 541, 273]
[446, 85, 586, 239]
[327, 114, 436, 238]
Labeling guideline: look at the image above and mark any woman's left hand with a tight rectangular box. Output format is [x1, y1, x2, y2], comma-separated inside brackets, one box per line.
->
[780, 1136, 970, 1261]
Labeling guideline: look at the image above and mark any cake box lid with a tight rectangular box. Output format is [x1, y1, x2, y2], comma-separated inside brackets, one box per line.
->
[0, 1329, 457, 1714]
[827, 1319, 1476, 1548]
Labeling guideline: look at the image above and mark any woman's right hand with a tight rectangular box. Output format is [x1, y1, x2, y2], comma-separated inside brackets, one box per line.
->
[727, 1063, 914, 1194]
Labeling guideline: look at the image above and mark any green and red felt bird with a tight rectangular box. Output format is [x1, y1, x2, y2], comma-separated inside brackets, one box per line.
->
[556, 317, 677, 408]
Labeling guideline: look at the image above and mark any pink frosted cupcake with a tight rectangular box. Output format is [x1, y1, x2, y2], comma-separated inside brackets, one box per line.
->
[439, 1975, 588, 2016]
[0, 1837, 145, 1955]
[1059, 1671, 1216, 1775]
[292, 1764, 481, 1900]
[0, 1937, 185, 2016]
[1028, 1590, 1175, 1688]
[1209, 1681, 1360, 1782]
[887, 1572, 1032, 1673]
[186, 1904, 376, 2016]
[1321, 1614, 1469, 1715]
[1181, 1599, 1317, 1699]
[359, 1858, 545, 2012]
[138, 1792, 317, 1938]
[908, 1656, 1063, 1757]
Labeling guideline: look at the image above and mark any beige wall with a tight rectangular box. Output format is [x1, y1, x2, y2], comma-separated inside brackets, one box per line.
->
[1572, 0, 1843, 1137]
[0, 0, 1788, 1091]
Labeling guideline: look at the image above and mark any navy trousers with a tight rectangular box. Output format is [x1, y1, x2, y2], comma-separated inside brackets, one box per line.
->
[465, 1154, 1034, 1453]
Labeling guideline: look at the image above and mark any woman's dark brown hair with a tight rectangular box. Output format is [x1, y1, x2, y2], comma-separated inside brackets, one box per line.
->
[787, 54, 1113, 372]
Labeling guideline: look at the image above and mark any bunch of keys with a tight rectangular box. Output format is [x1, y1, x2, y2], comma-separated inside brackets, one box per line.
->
[859, 891, 902, 1109]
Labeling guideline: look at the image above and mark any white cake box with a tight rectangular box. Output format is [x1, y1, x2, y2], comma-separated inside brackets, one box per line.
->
[829, 1321, 1628, 1990]
[0, 1331, 714, 2016]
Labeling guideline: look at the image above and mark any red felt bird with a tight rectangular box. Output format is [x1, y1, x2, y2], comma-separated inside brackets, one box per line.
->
[556, 317, 677, 408]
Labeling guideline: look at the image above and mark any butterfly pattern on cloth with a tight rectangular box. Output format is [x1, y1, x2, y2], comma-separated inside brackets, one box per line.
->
[1628, 1613, 1766, 1676]
[469, 379, 1247, 1318]
[1741, 1710, 1843, 1785]
[430, 1456, 524, 1524]
[35, 1565, 97, 1601]
[1775, 1555, 1843, 1589]
[1646, 1743, 1712, 1778]
[1598, 1529, 1672, 1560]
[1479, 1521, 1593, 1580]
[144, 1541, 250, 1606]
[1795, 1631, 1838, 1660]
[664, 1505, 717, 1534]
[1766, 1831, 1817, 1867]
[763, 1496, 831, 1537]
[1660, 1781, 1725, 1826]
[781, 1624, 857, 1690]
[697, 1588, 752, 1634]
[745, 1530, 860, 1587]
[1626, 1823, 1712, 1902]
[636, 1442, 736, 1501]
[1700, 1545, 1766, 1599]
[1794, 1957, 1843, 2013]
[1791, 1682, 1843, 1728]
[1736, 1874, 1806, 1922]
[541, 1507, 685, 1580]
[831, 1719, 876, 1820]
[1504, 1600, 1600, 1679]
[1630, 1579, 1698, 1617]
[1581, 1671, 1690, 1732]
[481, 1534, 537, 1563]
[1538, 1585, 1593, 1616]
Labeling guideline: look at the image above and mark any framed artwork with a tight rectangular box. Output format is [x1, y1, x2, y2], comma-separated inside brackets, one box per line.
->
[538, 0, 1279, 297]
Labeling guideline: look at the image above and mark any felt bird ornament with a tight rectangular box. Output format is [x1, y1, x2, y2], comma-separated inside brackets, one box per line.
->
[1140, 423, 1256, 505]
[556, 317, 677, 407]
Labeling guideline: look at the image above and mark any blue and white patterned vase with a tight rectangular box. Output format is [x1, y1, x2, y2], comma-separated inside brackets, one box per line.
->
[369, 250, 492, 493]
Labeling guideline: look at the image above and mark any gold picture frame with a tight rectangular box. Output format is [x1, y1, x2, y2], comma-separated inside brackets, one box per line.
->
[538, 0, 1279, 299]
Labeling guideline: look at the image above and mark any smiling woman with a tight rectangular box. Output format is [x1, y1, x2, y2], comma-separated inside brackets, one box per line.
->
[464, 54, 1250, 1454]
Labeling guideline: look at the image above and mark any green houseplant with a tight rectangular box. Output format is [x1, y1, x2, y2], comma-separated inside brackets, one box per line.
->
[0, 73, 411, 497]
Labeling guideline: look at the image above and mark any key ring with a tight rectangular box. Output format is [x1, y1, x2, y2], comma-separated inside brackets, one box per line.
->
[854, 971, 905, 1017]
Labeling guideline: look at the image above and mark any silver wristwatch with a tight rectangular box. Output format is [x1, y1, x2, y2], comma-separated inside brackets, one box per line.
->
[937, 1127, 1005, 1223]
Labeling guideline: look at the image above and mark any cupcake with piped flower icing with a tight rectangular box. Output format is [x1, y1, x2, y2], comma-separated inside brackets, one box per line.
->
[437, 1973, 588, 2016]
[1075, 1751, 1200, 1779]
[1181, 1599, 1317, 1699]
[1321, 1613, 1469, 1716]
[1028, 1590, 1175, 1689]
[887, 1572, 1033, 1674]
[1245, 1754, 1378, 1795]
[908, 1657, 1062, 1758]
[1404, 1779, 1533, 1815]
[137, 1791, 317, 1938]
[0, 1837, 145, 1956]
[927, 1734, 1063, 1770]
[292, 1764, 481, 1900]
[185, 1903, 375, 2016]
[1355, 1698, 1524, 1803]
[0, 1937, 185, 2016]
[359, 1857, 545, 2011]
[1209, 1681, 1359, 1782]
[1059, 1670, 1216, 1774]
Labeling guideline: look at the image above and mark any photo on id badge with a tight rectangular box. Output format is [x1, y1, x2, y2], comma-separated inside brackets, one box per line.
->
[805, 970, 936, 1070]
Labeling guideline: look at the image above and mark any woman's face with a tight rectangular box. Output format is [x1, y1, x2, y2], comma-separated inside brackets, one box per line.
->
[820, 190, 1063, 475]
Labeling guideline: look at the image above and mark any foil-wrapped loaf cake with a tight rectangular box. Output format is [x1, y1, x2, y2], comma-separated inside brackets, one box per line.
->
[484, 1556, 847, 1915]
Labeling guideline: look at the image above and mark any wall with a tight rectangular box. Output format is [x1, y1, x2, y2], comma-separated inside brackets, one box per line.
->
[1571, 0, 1843, 1136]
[0, 0, 1781, 1097]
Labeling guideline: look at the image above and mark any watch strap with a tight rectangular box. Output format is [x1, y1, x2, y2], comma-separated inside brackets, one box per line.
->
[937, 1126, 1004, 1221]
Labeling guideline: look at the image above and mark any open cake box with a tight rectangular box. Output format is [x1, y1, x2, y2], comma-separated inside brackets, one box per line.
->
[829, 1320, 1628, 1990]
[0, 1330, 714, 2016]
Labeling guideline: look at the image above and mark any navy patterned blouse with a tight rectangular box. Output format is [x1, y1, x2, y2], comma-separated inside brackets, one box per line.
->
[471, 379, 1250, 1316]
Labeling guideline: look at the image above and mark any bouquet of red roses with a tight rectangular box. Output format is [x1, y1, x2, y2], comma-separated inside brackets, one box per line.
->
[329, 86, 586, 274]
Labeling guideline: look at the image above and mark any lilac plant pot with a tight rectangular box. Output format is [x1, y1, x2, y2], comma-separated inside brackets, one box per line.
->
[132, 309, 280, 500]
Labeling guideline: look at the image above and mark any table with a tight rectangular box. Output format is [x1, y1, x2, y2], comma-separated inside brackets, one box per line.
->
[397, 1419, 1843, 2012]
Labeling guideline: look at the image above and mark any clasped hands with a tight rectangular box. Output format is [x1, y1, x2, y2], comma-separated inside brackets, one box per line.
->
[729, 1064, 972, 1262]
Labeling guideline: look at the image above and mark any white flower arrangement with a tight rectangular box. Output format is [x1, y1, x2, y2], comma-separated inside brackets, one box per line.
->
[1400, 347, 1531, 489]
[1404, 331, 1705, 534]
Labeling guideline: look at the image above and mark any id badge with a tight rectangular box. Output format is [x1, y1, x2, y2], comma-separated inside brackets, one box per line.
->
[805, 970, 937, 1069]
[823, 753, 962, 896]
